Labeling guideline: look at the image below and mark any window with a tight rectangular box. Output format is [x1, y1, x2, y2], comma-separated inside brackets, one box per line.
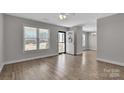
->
[39, 28, 49, 49]
[24, 26, 37, 51]
[24, 26, 49, 51]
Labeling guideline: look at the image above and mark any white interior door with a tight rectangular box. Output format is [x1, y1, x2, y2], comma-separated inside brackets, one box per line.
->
[89, 33, 97, 50]
[66, 31, 75, 54]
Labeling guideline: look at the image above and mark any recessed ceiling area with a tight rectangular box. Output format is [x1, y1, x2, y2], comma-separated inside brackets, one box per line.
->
[6, 13, 115, 31]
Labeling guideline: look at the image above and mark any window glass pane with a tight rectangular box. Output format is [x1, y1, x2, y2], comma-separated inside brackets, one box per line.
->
[24, 26, 37, 51]
[39, 28, 49, 49]
[58, 42, 65, 53]
[58, 33, 64, 42]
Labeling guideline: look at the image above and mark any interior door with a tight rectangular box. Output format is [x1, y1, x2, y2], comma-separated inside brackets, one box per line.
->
[89, 33, 97, 50]
[66, 31, 75, 54]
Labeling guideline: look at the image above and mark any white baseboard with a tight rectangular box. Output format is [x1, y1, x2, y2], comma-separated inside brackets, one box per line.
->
[4, 53, 58, 65]
[84, 48, 96, 51]
[88, 49, 96, 51]
[91, 49, 97, 51]
[97, 58, 124, 66]
[76, 52, 82, 55]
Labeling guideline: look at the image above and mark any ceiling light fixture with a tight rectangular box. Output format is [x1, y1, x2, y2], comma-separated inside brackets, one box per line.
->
[59, 13, 75, 20]
[59, 13, 67, 20]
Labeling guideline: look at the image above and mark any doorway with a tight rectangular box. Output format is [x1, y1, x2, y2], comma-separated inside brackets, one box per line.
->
[82, 33, 86, 50]
[58, 31, 66, 54]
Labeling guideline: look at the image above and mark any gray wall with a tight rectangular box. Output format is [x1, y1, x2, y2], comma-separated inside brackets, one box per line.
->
[97, 14, 124, 64]
[69, 26, 83, 54]
[0, 14, 3, 69]
[3, 14, 67, 63]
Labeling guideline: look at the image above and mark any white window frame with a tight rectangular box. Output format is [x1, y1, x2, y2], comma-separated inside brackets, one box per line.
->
[23, 25, 50, 52]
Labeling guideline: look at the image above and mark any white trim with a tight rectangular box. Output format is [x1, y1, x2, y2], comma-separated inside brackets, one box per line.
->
[76, 52, 82, 55]
[90, 49, 97, 51]
[4, 53, 58, 65]
[97, 58, 124, 66]
[87, 48, 96, 51]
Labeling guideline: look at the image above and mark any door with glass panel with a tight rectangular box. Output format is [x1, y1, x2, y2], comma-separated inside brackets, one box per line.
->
[58, 31, 66, 54]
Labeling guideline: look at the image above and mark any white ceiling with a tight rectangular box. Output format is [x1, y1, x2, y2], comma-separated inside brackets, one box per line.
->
[6, 13, 115, 31]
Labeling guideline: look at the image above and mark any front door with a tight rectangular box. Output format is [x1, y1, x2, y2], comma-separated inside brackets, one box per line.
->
[58, 31, 66, 54]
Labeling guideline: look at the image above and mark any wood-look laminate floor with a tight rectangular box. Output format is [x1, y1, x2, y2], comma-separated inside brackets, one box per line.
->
[0, 51, 124, 80]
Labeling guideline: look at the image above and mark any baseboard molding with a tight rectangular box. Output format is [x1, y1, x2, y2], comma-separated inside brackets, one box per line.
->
[88, 49, 96, 51]
[4, 53, 58, 65]
[97, 58, 124, 66]
[91, 49, 97, 51]
[83, 48, 96, 51]
[66, 53, 76, 56]
[76, 52, 82, 55]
